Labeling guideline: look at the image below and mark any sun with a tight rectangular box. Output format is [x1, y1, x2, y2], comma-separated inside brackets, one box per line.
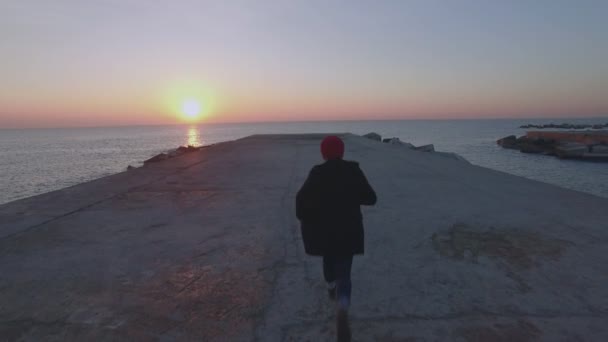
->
[164, 83, 217, 122]
[181, 99, 203, 120]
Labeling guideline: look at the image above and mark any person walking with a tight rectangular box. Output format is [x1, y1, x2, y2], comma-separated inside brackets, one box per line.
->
[296, 135, 377, 342]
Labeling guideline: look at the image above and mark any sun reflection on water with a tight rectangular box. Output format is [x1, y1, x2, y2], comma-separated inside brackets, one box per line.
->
[187, 126, 203, 147]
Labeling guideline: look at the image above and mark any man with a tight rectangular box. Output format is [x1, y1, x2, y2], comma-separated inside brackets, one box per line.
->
[296, 135, 377, 342]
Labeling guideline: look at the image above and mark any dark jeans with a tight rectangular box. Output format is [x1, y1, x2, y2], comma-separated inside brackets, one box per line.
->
[323, 255, 353, 303]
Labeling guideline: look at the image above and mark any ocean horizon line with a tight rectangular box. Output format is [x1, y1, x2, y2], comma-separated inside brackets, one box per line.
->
[2, 115, 608, 131]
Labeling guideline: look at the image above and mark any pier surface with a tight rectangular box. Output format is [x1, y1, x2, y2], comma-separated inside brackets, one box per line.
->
[1, 134, 608, 341]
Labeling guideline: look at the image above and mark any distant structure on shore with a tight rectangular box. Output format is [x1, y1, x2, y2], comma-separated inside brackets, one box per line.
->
[519, 123, 608, 130]
[497, 130, 608, 161]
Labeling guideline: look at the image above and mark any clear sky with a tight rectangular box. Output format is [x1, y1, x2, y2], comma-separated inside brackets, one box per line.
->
[1, 0, 607, 128]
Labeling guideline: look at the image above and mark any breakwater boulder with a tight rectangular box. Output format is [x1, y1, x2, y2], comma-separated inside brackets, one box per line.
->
[497, 135, 518, 149]
[592, 145, 608, 154]
[434, 151, 470, 163]
[382, 137, 414, 148]
[363, 132, 382, 141]
[414, 144, 435, 152]
[144, 153, 169, 164]
[518, 137, 557, 154]
[555, 143, 588, 159]
[496, 136, 557, 155]
[144, 145, 203, 164]
[373, 135, 467, 162]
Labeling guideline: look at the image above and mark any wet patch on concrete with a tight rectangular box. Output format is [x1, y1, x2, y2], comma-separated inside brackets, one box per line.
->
[432, 223, 572, 269]
[84, 261, 272, 340]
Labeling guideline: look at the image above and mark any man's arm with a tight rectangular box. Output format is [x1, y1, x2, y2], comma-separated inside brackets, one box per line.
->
[355, 164, 377, 206]
[296, 167, 320, 220]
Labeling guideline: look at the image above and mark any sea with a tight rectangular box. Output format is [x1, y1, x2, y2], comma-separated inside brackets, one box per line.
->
[1, 118, 607, 205]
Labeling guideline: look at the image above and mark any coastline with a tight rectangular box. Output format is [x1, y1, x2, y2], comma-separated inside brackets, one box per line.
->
[3, 119, 608, 205]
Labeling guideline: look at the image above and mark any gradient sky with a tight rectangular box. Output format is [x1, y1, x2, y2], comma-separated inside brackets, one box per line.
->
[1, 0, 607, 128]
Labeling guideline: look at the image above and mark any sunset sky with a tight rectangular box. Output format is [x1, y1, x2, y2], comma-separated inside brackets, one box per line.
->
[1, 0, 607, 128]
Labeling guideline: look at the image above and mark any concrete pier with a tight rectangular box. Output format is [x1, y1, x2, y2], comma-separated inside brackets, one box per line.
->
[526, 130, 608, 145]
[1, 134, 608, 341]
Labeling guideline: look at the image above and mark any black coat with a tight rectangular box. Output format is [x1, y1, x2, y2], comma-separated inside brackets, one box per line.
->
[296, 159, 377, 256]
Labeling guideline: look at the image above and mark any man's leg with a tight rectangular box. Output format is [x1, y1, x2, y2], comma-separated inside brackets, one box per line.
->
[334, 255, 353, 309]
[335, 255, 353, 342]
[323, 255, 337, 300]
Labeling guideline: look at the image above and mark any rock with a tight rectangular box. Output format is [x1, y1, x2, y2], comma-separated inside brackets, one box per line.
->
[520, 144, 544, 154]
[414, 144, 435, 152]
[168, 150, 183, 157]
[516, 137, 557, 155]
[127, 165, 136, 170]
[384, 137, 401, 144]
[363, 132, 381, 141]
[170, 145, 201, 157]
[176, 145, 200, 153]
[514, 137, 541, 154]
[384, 138, 415, 149]
[144, 153, 169, 164]
[434, 152, 470, 164]
[497, 135, 518, 149]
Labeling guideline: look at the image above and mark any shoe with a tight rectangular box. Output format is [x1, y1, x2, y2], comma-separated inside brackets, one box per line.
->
[336, 307, 351, 342]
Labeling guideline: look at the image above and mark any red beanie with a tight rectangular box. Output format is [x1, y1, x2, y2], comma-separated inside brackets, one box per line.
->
[321, 136, 345, 160]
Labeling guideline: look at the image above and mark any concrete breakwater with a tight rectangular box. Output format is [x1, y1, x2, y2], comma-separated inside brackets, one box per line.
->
[1, 133, 608, 341]
[498, 130, 608, 161]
